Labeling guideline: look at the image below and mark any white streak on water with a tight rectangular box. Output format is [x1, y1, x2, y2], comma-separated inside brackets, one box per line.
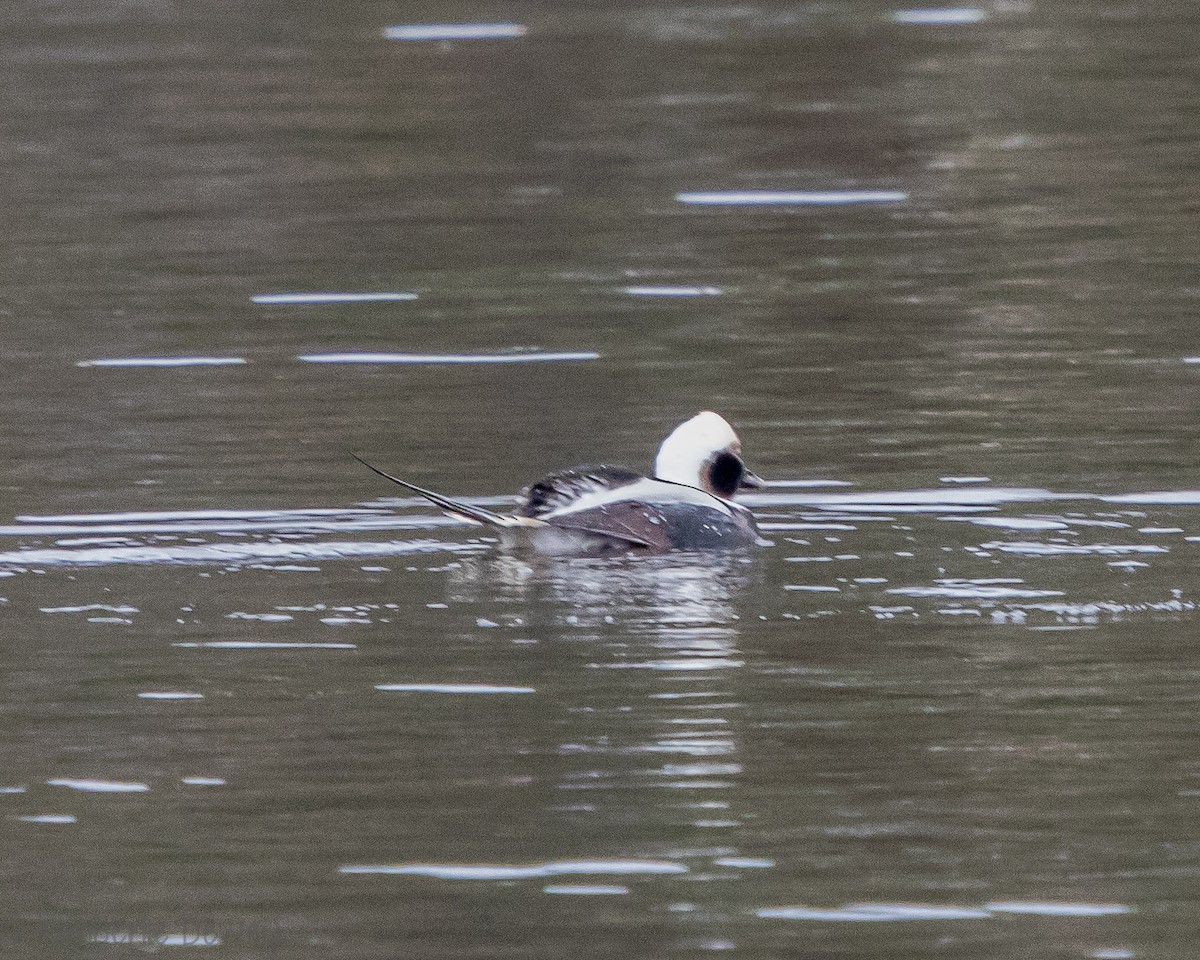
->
[957, 517, 1070, 531]
[90, 932, 223, 948]
[0, 539, 476, 568]
[888, 583, 1064, 599]
[624, 286, 723, 297]
[18, 508, 378, 524]
[765, 480, 855, 488]
[383, 23, 527, 41]
[137, 692, 204, 700]
[89, 934, 151, 946]
[1060, 517, 1131, 529]
[544, 884, 630, 895]
[41, 604, 139, 614]
[979, 542, 1168, 557]
[657, 763, 739, 777]
[339, 859, 687, 879]
[76, 357, 246, 368]
[642, 738, 735, 757]
[743, 487, 1085, 510]
[1104, 490, 1200, 504]
[757, 903, 993, 921]
[1, 517, 455, 537]
[55, 534, 139, 546]
[174, 641, 356, 650]
[676, 190, 908, 206]
[154, 934, 223, 948]
[18, 814, 77, 824]
[181, 777, 226, 786]
[251, 292, 418, 304]
[591, 658, 744, 671]
[375, 683, 535, 694]
[298, 351, 599, 365]
[829, 503, 993, 514]
[892, 8, 988, 24]
[252, 564, 320, 572]
[762, 522, 857, 531]
[47, 778, 149, 793]
[226, 612, 294, 622]
[720, 486, 1200, 507]
[1023, 598, 1196, 618]
[985, 901, 1132, 917]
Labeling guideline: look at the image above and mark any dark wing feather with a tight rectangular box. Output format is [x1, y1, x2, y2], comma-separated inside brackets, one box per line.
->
[517, 464, 643, 519]
[547, 500, 673, 552]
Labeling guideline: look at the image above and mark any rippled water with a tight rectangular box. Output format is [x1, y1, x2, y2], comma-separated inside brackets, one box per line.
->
[3, 0, 1199, 957]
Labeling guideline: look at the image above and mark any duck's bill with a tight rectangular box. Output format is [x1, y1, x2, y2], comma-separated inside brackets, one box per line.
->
[739, 470, 767, 489]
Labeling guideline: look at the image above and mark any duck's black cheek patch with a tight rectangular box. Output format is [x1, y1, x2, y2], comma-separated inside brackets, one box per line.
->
[708, 451, 744, 499]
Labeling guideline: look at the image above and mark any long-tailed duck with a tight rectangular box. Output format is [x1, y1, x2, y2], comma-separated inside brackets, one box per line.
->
[356, 411, 764, 553]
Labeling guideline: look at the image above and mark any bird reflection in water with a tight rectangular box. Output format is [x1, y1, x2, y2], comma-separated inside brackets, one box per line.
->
[446, 551, 756, 638]
[447, 552, 762, 873]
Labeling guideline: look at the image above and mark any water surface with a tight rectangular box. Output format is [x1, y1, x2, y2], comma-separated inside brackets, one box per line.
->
[2, 1, 1199, 958]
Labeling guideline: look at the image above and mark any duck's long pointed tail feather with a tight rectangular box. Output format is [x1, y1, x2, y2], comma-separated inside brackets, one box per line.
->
[353, 455, 538, 528]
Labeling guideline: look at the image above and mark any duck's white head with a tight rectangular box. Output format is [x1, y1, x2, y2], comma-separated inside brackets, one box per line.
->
[653, 411, 765, 500]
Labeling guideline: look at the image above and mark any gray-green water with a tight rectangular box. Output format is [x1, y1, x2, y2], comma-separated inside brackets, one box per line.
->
[3, 1, 1199, 957]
